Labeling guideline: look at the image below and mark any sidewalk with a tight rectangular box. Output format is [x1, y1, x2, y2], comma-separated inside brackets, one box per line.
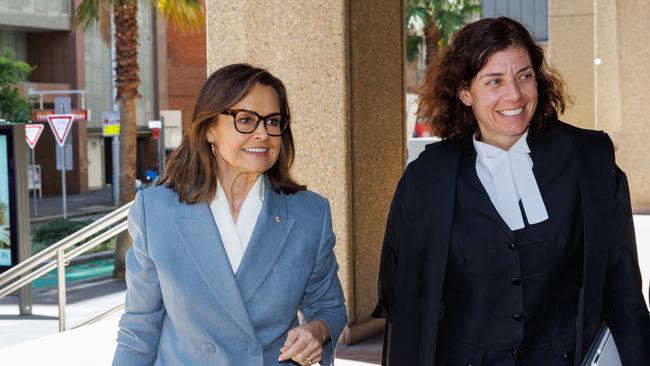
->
[29, 187, 117, 223]
[0, 276, 382, 365]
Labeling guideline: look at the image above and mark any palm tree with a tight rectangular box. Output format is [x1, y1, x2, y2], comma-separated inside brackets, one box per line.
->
[75, 0, 203, 278]
[406, 0, 481, 65]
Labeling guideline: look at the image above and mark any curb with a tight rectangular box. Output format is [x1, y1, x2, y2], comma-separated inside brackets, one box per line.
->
[29, 206, 118, 224]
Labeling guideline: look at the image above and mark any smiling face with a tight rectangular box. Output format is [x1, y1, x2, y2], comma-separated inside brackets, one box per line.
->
[459, 47, 538, 150]
[206, 83, 282, 182]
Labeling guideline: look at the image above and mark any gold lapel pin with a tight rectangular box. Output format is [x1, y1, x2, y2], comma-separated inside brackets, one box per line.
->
[274, 216, 281, 223]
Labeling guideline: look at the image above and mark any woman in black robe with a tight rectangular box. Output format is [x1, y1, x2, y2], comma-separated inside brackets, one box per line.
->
[373, 17, 650, 366]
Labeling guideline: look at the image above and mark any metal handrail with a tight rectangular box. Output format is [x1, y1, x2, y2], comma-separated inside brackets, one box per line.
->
[0, 201, 133, 331]
[72, 303, 125, 330]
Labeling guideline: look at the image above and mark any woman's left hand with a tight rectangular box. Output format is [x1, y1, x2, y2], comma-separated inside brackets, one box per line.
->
[278, 320, 331, 365]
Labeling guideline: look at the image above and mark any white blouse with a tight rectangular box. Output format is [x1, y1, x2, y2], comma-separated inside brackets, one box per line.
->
[472, 130, 549, 231]
[209, 175, 265, 273]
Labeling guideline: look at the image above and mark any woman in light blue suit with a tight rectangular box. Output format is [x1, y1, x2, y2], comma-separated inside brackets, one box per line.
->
[113, 64, 347, 366]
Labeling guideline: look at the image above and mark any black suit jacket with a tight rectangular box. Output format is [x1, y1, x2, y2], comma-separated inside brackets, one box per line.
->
[372, 121, 650, 365]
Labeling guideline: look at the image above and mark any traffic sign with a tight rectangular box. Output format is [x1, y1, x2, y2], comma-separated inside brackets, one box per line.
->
[152, 128, 160, 140]
[24, 124, 45, 149]
[33, 109, 88, 123]
[102, 111, 120, 137]
[46, 114, 75, 147]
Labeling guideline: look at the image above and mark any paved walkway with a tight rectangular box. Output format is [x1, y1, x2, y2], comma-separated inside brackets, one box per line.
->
[29, 187, 117, 223]
[0, 276, 381, 365]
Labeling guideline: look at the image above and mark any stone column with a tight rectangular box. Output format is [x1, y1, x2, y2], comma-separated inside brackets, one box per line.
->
[548, 0, 595, 130]
[206, 0, 404, 338]
[595, 0, 650, 205]
[549, 0, 650, 205]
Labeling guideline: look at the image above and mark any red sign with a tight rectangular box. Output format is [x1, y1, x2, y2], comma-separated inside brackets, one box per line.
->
[46, 114, 75, 147]
[25, 124, 45, 149]
[33, 109, 88, 123]
[152, 128, 160, 140]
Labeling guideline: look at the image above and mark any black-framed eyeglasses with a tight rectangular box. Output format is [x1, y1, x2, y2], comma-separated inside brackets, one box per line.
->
[219, 109, 289, 136]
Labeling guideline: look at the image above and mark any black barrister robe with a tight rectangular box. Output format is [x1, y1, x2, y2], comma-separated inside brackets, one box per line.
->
[372, 121, 650, 365]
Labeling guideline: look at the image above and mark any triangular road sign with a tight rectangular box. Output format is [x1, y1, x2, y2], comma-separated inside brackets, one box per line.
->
[46, 114, 75, 147]
[25, 124, 45, 149]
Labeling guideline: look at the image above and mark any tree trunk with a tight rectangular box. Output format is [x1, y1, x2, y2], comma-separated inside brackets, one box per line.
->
[113, 97, 137, 279]
[424, 22, 441, 66]
[113, 1, 140, 279]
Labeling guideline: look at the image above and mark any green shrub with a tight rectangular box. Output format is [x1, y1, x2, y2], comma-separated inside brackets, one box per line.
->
[31, 218, 116, 255]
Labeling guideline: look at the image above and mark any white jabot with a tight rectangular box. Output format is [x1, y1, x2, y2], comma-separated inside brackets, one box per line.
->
[210, 175, 265, 273]
[473, 130, 549, 230]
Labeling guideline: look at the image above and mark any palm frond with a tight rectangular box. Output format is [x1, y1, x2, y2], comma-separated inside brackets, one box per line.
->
[75, 0, 114, 45]
[406, 34, 423, 63]
[149, 0, 204, 31]
[75, 0, 103, 30]
[98, 1, 112, 44]
[406, 5, 427, 22]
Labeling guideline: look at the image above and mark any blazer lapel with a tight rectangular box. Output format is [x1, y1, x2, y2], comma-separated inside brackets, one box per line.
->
[236, 185, 295, 304]
[174, 203, 257, 340]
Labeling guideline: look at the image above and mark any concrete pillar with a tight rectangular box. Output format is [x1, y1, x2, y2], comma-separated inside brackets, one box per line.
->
[206, 0, 404, 336]
[548, 0, 595, 130]
[597, 0, 650, 205]
[549, 0, 650, 205]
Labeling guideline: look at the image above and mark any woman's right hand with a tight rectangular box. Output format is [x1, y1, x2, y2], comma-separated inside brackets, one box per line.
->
[278, 320, 330, 365]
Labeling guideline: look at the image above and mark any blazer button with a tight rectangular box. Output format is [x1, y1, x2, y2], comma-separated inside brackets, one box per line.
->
[509, 242, 517, 250]
[248, 343, 260, 355]
[563, 352, 573, 360]
[513, 313, 522, 321]
[202, 342, 216, 354]
[511, 346, 518, 356]
[511, 276, 521, 285]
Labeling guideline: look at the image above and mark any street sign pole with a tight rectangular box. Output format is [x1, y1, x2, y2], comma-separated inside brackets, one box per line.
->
[31, 148, 37, 216]
[24, 124, 44, 216]
[112, 136, 119, 206]
[55, 100, 70, 220]
[46, 114, 75, 220]
[60, 142, 67, 220]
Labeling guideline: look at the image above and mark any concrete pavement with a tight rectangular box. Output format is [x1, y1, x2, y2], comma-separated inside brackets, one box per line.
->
[0, 275, 382, 365]
[29, 187, 117, 223]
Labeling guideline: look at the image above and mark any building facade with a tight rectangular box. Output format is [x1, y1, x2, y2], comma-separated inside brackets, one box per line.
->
[0, 0, 206, 195]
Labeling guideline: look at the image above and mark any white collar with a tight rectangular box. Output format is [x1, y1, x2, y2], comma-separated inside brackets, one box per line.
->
[473, 130, 549, 230]
[210, 175, 265, 273]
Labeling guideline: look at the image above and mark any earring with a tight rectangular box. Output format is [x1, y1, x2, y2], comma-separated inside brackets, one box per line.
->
[210, 143, 216, 157]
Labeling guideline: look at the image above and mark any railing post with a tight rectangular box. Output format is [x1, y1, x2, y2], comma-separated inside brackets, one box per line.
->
[56, 248, 66, 332]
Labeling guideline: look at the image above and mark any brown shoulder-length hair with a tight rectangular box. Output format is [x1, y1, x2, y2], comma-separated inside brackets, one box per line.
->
[418, 17, 570, 140]
[159, 63, 306, 204]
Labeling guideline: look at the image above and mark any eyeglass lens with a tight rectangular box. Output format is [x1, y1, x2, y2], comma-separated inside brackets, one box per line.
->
[234, 110, 286, 136]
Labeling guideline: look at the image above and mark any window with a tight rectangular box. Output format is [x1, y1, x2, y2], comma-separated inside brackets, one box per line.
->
[482, 0, 549, 42]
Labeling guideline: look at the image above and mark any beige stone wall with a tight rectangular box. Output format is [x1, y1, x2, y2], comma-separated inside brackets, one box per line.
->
[549, 0, 650, 205]
[598, 0, 650, 205]
[205, 1, 404, 324]
[548, 0, 595, 130]
[349, 0, 405, 323]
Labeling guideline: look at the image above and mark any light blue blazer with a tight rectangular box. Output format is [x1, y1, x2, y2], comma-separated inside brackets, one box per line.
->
[112, 182, 347, 366]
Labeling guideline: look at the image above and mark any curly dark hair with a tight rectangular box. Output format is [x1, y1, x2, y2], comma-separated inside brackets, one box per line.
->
[418, 17, 569, 140]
